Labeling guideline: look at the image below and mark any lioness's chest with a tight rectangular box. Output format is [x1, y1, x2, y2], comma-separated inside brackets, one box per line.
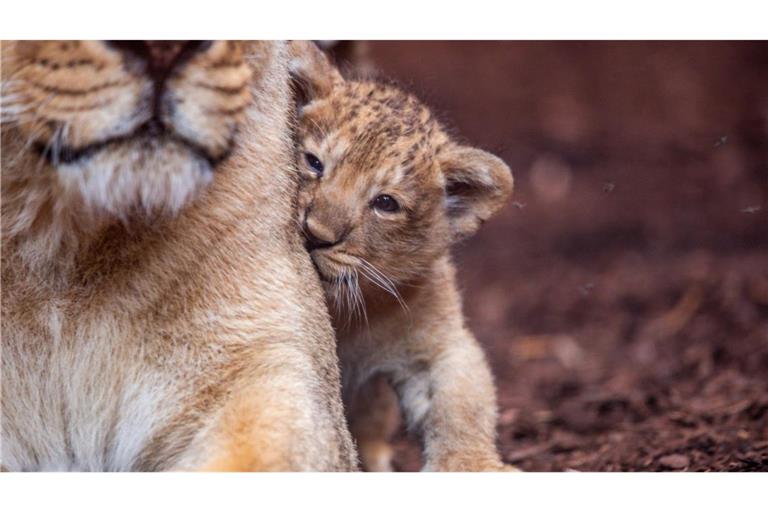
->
[1, 298, 209, 471]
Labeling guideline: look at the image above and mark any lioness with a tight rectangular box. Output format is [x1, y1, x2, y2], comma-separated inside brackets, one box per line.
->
[1, 41, 356, 471]
[289, 41, 514, 471]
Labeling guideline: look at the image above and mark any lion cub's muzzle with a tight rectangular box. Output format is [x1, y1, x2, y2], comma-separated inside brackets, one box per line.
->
[300, 206, 356, 282]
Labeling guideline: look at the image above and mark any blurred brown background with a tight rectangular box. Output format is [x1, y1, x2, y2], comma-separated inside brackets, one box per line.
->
[330, 41, 768, 471]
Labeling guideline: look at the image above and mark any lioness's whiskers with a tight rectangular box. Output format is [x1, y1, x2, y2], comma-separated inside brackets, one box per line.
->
[4, 91, 60, 168]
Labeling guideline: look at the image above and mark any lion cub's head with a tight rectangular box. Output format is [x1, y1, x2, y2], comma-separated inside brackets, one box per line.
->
[1, 41, 257, 228]
[288, 41, 513, 304]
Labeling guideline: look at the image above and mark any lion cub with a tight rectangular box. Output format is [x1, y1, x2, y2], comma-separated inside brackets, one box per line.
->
[289, 41, 514, 471]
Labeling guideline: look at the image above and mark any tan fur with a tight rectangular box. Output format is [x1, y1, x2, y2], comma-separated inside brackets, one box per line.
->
[288, 41, 515, 471]
[1, 40, 356, 471]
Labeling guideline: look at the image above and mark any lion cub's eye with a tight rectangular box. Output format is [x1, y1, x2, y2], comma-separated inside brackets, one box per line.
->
[371, 194, 400, 213]
[304, 152, 324, 176]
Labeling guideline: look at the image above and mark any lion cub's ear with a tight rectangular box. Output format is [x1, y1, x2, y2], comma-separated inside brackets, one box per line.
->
[439, 145, 514, 240]
[287, 40, 343, 107]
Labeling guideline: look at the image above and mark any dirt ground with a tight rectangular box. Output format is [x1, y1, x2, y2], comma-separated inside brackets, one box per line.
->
[332, 41, 768, 471]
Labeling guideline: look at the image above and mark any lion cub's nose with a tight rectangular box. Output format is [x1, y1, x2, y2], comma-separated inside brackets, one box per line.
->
[303, 216, 344, 252]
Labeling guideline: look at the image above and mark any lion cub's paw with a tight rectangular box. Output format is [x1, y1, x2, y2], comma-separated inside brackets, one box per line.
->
[474, 461, 521, 472]
[424, 457, 520, 472]
[359, 440, 395, 472]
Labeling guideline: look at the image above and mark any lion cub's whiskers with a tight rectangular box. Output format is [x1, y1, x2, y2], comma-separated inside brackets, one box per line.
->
[330, 266, 368, 328]
[357, 257, 410, 316]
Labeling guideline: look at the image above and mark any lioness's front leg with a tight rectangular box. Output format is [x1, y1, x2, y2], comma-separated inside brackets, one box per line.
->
[392, 330, 511, 472]
[176, 345, 357, 472]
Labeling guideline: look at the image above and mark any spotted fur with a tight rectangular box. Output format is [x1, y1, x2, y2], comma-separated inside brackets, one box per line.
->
[289, 41, 515, 471]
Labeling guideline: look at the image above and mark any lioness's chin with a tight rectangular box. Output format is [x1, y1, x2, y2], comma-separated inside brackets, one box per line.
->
[56, 138, 214, 218]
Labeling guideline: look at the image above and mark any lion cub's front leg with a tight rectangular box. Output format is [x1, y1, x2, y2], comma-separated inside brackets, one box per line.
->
[389, 330, 512, 472]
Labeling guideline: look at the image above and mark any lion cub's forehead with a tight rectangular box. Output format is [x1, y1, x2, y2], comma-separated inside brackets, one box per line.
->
[303, 81, 448, 185]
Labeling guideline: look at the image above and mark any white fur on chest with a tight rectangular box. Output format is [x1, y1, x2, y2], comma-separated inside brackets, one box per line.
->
[2, 305, 181, 471]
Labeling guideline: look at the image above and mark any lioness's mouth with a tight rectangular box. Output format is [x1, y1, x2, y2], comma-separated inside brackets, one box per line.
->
[35, 120, 234, 168]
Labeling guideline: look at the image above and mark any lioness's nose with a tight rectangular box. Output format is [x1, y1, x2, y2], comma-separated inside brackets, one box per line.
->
[106, 41, 211, 77]
[303, 214, 345, 252]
